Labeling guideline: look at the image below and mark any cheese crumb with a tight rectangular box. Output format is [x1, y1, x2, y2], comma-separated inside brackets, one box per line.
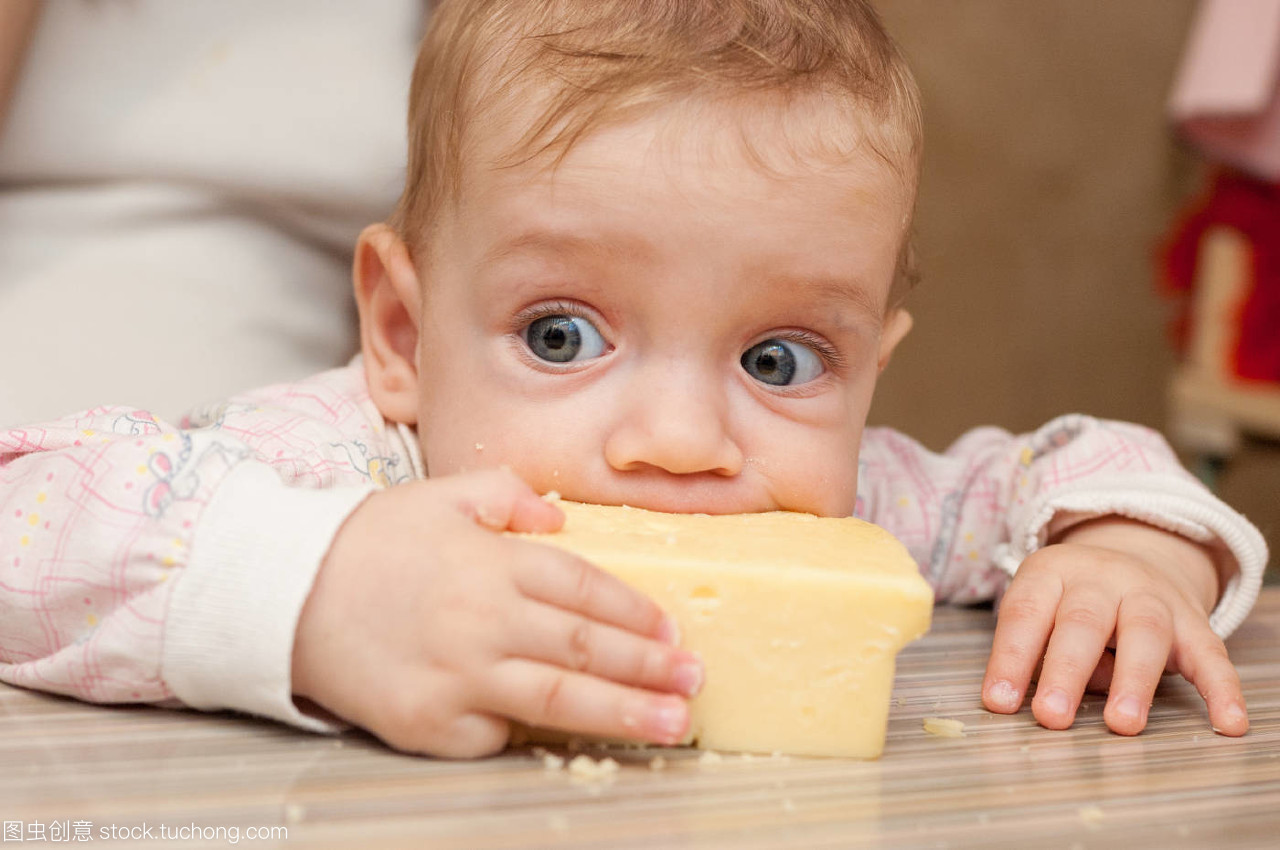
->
[698, 750, 723, 767]
[1078, 805, 1105, 829]
[648, 755, 667, 771]
[568, 754, 619, 779]
[781, 798, 796, 813]
[474, 443, 484, 451]
[533, 745, 566, 771]
[922, 717, 966, 738]
[547, 814, 569, 833]
[543, 489, 562, 503]
[284, 804, 306, 824]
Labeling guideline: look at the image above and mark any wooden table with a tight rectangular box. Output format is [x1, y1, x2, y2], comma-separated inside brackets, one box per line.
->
[5, 589, 1279, 849]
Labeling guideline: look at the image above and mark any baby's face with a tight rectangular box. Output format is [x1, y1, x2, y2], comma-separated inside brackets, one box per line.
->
[410, 101, 911, 517]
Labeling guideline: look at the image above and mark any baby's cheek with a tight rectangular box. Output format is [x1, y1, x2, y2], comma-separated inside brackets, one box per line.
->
[815, 472, 860, 517]
[765, 450, 859, 517]
[420, 434, 498, 479]
[464, 436, 576, 493]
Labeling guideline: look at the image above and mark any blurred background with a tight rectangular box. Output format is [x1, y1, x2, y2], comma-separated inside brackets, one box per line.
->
[872, 0, 1279, 578]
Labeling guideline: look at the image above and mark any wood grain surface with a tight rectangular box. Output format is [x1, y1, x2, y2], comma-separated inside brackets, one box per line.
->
[4, 589, 1279, 849]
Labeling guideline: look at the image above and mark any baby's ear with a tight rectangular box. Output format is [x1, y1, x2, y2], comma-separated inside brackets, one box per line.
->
[354, 224, 423, 424]
[877, 308, 913, 373]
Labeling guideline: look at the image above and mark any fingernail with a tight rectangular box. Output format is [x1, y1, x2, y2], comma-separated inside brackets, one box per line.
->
[658, 615, 682, 646]
[986, 679, 1020, 711]
[1041, 689, 1071, 718]
[650, 699, 688, 743]
[673, 656, 704, 698]
[1113, 696, 1143, 722]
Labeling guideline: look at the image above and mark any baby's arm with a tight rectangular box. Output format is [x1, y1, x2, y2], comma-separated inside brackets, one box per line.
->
[857, 414, 1267, 735]
[1, 368, 698, 756]
[0, 390, 377, 728]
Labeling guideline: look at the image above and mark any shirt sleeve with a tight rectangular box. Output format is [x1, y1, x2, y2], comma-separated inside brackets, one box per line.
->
[0, 364, 415, 730]
[854, 414, 1269, 638]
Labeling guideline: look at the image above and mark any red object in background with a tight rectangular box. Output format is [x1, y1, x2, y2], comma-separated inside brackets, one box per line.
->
[1160, 169, 1280, 383]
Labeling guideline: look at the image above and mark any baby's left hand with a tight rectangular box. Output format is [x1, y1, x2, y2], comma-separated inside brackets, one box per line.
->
[981, 516, 1248, 737]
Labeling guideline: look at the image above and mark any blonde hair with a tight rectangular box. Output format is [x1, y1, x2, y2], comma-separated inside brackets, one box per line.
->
[392, 0, 923, 302]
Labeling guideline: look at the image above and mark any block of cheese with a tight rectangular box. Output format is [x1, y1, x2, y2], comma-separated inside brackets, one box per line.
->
[518, 501, 933, 758]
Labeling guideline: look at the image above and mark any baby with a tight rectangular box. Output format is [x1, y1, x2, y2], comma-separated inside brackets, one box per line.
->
[0, 0, 1268, 758]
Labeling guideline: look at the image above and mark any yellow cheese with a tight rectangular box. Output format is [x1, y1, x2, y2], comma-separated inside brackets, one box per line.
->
[519, 501, 933, 758]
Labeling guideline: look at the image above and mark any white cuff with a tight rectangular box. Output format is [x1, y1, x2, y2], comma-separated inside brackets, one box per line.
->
[161, 462, 375, 731]
[992, 474, 1269, 639]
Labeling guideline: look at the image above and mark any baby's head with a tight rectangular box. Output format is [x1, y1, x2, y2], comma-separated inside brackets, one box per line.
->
[356, 0, 922, 517]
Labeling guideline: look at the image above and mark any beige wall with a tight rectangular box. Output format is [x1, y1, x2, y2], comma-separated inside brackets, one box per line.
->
[872, 0, 1279, 572]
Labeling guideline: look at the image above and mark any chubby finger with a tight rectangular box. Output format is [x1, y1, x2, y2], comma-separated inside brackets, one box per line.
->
[511, 601, 703, 697]
[390, 711, 513, 760]
[442, 468, 565, 534]
[983, 570, 1062, 715]
[1103, 593, 1174, 735]
[511, 542, 678, 644]
[1032, 584, 1117, 730]
[1172, 626, 1249, 737]
[483, 659, 691, 745]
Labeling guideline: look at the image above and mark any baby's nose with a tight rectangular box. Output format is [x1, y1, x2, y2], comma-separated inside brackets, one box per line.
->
[602, 366, 743, 477]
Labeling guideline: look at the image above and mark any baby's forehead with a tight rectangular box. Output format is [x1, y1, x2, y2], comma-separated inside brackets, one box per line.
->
[465, 85, 916, 209]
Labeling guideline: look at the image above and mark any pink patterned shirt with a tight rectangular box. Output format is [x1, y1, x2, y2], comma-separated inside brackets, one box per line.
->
[0, 363, 1267, 730]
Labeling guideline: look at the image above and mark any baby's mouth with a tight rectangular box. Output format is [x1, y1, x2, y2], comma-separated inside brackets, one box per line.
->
[555, 473, 777, 516]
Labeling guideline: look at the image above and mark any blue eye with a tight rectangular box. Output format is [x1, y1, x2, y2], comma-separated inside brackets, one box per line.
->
[524, 314, 608, 363]
[740, 338, 824, 386]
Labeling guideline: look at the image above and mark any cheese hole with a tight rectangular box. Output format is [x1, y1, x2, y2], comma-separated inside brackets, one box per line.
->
[688, 586, 721, 620]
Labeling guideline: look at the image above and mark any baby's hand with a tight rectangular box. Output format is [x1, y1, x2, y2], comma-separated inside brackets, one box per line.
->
[981, 516, 1248, 737]
[291, 469, 701, 758]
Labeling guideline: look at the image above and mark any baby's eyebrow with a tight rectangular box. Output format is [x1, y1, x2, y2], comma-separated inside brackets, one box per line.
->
[480, 229, 884, 324]
[781, 274, 884, 324]
[480, 228, 651, 269]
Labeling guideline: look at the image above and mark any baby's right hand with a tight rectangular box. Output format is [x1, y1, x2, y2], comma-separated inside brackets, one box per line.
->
[291, 469, 702, 758]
